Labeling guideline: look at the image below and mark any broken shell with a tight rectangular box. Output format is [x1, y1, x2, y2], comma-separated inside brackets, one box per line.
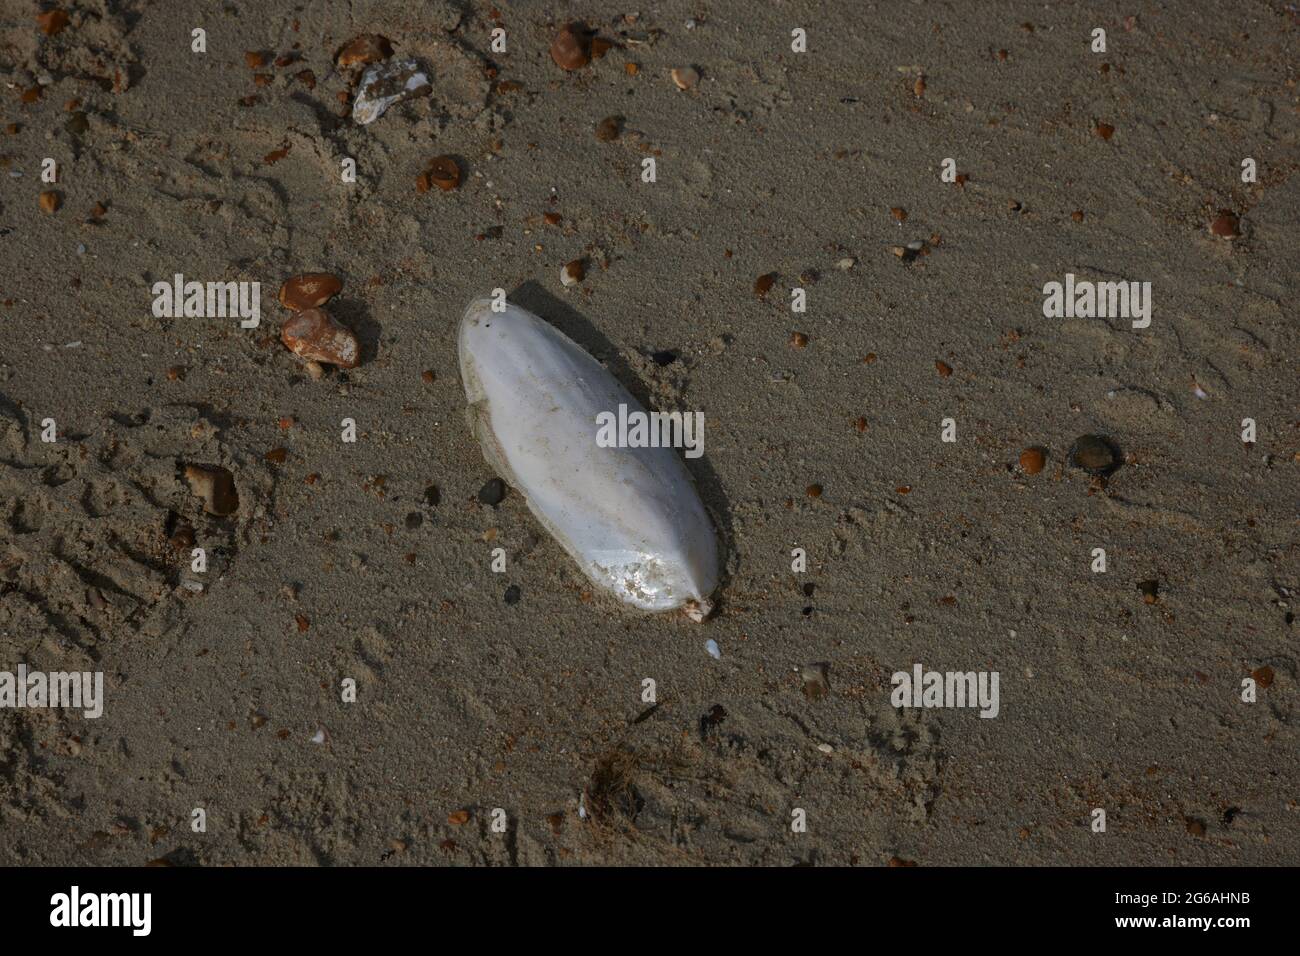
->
[560, 259, 585, 287]
[279, 272, 343, 311]
[458, 297, 719, 618]
[184, 465, 240, 516]
[39, 190, 60, 213]
[426, 156, 461, 191]
[280, 308, 360, 368]
[550, 22, 591, 70]
[352, 58, 431, 125]
[671, 67, 699, 90]
[337, 34, 393, 67]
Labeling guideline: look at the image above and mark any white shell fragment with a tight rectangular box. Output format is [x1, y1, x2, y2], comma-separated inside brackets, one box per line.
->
[458, 297, 720, 619]
[352, 58, 431, 125]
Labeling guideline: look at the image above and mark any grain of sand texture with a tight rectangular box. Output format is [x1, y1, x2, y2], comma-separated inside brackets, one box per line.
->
[1, 1, 1297, 866]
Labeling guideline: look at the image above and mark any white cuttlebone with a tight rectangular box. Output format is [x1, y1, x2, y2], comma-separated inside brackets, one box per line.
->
[458, 297, 720, 620]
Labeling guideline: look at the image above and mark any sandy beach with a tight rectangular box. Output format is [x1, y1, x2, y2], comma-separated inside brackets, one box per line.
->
[1, 0, 1297, 865]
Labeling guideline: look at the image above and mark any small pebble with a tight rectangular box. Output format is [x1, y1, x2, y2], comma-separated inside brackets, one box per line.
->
[704, 639, 721, 659]
[37, 10, 70, 35]
[503, 585, 521, 605]
[279, 273, 342, 311]
[423, 155, 461, 192]
[935, 360, 952, 377]
[1095, 122, 1115, 140]
[806, 483, 823, 498]
[1208, 210, 1240, 239]
[479, 477, 507, 506]
[1019, 447, 1046, 475]
[890, 207, 907, 222]
[550, 22, 591, 70]
[39, 191, 60, 214]
[594, 115, 622, 141]
[754, 273, 776, 299]
[789, 331, 809, 348]
[1069, 434, 1120, 476]
[336, 34, 393, 67]
[280, 308, 360, 368]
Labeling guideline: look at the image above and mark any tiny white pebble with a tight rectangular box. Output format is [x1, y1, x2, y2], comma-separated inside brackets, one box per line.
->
[311, 728, 327, 744]
[817, 743, 833, 753]
[705, 638, 720, 659]
[835, 257, 856, 271]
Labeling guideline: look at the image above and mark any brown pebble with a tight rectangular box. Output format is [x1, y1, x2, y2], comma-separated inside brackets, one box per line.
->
[543, 211, 562, 226]
[1251, 665, 1274, 689]
[1185, 818, 1206, 838]
[278, 416, 295, 429]
[754, 273, 776, 299]
[39, 191, 60, 214]
[295, 613, 310, 633]
[244, 51, 268, 69]
[36, 9, 70, 36]
[1095, 122, 1115, 140]
[1018, 447, 1046, 475]
[426, 156, 461, 191]
[265, 447, 287, 465]
[854, 417, 868, 432]
[896, 485, 912, 494]
[550, 22, 591, 71]
[806, 484, 823, 498]
[913, 75, 926, 97]
[863, 353, 877, 364]
[421, 369, 435, 385]
[790, 331, 809, 348]
[1138, 580, 1159, 604]
[279, 273, 342, 311]
[89, 201, 107, 220]
[447, 809, 470, 825]
[20, 86, 41, 104]
[64, 98, 81, 112]
[184, 465, 240, 516]
[625, 62, 639, 76]
[888, 856, 918, 867]
[594, 115, 622, 142]
[4, 123, 18, 135]
[337, 34, 393, 67]
[165, 365, 185, 382]
[281, 308, 360, 368]
[1208, 210, 1240, 240]
[295, 69, 316, 90]
[890, 207, 907, 222]
[1071, 210, 1085, 223]
[935, 360, 952, 378]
